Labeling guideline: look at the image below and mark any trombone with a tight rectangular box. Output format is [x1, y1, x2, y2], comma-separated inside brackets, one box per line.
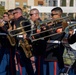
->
[8, 24, 37, 37]
[8, 16, 71, 41]
[64, 23, 76, 34]
[32, 22, 76, 42]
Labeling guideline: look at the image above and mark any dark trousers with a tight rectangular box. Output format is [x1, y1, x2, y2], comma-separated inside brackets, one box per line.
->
[35, 56, 44, 75]
[9, 46, 16, 75]
[0, 47, 9, 75]
[15, 48, 34, 75]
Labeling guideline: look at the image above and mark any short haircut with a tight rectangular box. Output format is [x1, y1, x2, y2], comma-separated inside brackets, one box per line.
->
[51, 7, 63, 14]
[8, 9, 14, 13]
[14, 7, 22, 12]
[30, 8, 39, 14]
[4, 12, 8, 16]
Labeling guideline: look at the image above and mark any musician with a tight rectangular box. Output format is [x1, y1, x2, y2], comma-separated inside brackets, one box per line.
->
[7, 9, 16, 75]
[0, 12, 9, 32]
[13, 7, 34, 75]
[8, 9, 15, 30]
[29, 8, 47, 75]
[0, 12, 13, 75]
[44, 7, 65, 75]
[0, 12, 12, 47]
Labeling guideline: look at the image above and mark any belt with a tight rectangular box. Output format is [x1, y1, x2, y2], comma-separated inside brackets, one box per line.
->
[17, 35, 23, 38]
[0, 33, 7, 35]
[47, 40, 61, 44]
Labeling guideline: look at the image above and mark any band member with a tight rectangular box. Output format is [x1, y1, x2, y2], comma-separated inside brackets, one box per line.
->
[0, 12, 12, 75]
[0, 12, 10, 32]
[8, 9, 15, 30]
[43, 7, 66, 75]
[13, 7, 34, 75]
[7, 9, 16, 75]
[29, 8, 47, 75]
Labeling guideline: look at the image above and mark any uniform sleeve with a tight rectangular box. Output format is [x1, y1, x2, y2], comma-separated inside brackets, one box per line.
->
[68, 33, 76, 44]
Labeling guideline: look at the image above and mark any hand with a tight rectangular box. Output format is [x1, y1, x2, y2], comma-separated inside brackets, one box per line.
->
[30, 56, 35, 63]
[31, 36, 35, 39]
[13, 24, 16, 30]
[36, 29, 41, 33]
[30, 56, 36, 72]
[56, 28, 62, 33]
[7, 27, 12, 31]
[69, 30, 74, 36]
[23, 34, 27, 39]
[41, 26, 46, 30]
[47, 22, 53, 27]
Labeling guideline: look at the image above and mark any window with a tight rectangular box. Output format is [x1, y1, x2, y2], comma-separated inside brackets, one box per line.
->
[0, 1, 5, 6]
[15, 2, 20, 7]
[38, 1, 43, 6]
[23, 2, 27, 6]
[23, 2, 27, 8]
[53, 0, 57, 6]
[39, 13, 42, 17]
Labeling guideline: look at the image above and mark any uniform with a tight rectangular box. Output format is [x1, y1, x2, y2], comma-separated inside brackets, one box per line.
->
[0, 21, 13, 75]
[30, 18, 47, 75]
[14, 16, 34, 75]
[43, 22, 65, 75]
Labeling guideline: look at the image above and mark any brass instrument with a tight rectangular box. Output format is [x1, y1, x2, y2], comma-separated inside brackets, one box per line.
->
[7, 35, 16, 46]
[64, 23, 76, 34]
[8, 20, 32, 37]
[38, 16, 71, 26]
[19, 39, 32, 58]
[18, 20, 33, 58]
[7, 21, 16, 46]
[0, 21, 16, 46]
[8, 16, 71, 42]
[31, 16, 70, 42]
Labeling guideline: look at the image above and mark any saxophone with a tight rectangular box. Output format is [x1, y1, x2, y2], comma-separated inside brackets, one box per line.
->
[19, 20, 33, 58]
[7, 21, 16, 46]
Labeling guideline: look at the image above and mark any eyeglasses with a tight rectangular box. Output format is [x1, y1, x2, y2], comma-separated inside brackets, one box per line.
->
[29, 14, 34, 16]
[8, 14, 12, 16]
[13, 12, 18, 15]
[29, 13, 38, 16]
[3, 16, 8, 17]
[51, 13, 58, 16]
